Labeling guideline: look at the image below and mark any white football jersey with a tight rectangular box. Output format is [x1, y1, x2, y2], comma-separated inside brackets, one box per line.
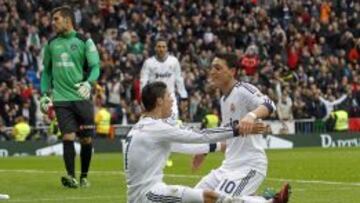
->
[220, 82, 276, 176]
[140, 55, 188, 99]
[124, 117, 235, 202]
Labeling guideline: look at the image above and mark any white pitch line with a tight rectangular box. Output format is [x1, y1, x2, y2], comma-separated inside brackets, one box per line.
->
[0, 169, 60, 174]
[1, 169, 360, 187]
[7, 195, 123, 202]
[266, 177, 360, 187]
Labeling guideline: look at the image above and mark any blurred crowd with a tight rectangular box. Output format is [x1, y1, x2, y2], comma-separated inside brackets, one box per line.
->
[0, 0, 359, 139]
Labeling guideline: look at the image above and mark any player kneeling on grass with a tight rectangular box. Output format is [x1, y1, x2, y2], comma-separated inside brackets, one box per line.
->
[40, 5, 100, 188]
[124, 81, 280, 203]
[191, 53, 291, 203]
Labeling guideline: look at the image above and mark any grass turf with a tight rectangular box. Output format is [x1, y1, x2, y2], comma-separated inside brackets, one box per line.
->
[0, 147, 359, 202]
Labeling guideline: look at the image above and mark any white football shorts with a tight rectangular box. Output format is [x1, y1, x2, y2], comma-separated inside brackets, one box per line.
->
[195, 168, 265, 197]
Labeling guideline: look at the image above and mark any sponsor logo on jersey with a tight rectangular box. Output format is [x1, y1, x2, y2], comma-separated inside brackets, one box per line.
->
[55, 52, 75, 68]
[155, 72, 172, 79]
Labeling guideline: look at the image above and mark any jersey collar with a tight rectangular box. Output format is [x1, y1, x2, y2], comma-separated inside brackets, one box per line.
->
[60, 30, 76, 38]
[222, 80, 239, 102]
[155, 54, 169, 62]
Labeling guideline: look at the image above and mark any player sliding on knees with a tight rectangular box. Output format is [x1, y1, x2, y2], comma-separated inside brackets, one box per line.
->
[124, 81, 285, 203]
[192, 53, 290, 203]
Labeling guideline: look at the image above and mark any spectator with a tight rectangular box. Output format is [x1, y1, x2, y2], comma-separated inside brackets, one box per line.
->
[12, 116, 31, 142]
[330, 108, 349, 132]
[46, 107, 61, 144]
[0, 118, 10, 141]
[320, 94, 348, 121]
[127, 32, 144, 55]
[0, 0, 357, 135]
[277, 92, 293, 121]
[240, 44, 260, 75]
[320, 1, 332, 25]
[95, 98, 111, 139]
[105, 77, 124, 123]
[201, 107, 220, 129]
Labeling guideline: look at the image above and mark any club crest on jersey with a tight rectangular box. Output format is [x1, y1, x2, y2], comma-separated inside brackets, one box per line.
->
[230, 103, 235, 112]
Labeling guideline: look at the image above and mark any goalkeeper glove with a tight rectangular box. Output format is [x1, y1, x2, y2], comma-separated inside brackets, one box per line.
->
[74, 81, 91, 99]
[40, 95, 52, 114]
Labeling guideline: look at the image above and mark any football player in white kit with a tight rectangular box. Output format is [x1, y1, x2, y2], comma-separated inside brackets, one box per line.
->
[140, 38, 188, 125]
[124, 81, 273, 203]
[193, 53, 290, 203]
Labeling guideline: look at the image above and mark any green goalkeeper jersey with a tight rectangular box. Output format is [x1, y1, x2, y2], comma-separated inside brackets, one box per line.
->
[40, 30, 100, 102]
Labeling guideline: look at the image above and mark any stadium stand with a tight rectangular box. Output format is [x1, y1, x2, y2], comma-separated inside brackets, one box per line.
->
[0, 0, 359, 140]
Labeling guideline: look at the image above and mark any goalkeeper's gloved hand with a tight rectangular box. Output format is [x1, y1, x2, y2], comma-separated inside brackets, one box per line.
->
[40, 95, 52, 114]
[74, 81, 91, 99]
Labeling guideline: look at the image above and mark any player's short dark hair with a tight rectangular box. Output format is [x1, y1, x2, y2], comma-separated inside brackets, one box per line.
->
[155, 37, 168, 45]
[51, 6, 75, 26]
[142, 82, 167, 111]
[214, 52, 239, 70]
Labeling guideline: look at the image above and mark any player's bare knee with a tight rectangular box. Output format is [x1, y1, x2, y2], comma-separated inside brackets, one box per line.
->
[80, 137, 92, 144]
[181, 188, 204, 202]
[63, 133, 76, 141]
[203, 190, 219, 203]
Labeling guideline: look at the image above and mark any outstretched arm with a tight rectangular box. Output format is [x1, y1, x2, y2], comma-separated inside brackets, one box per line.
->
[171, 143, 221, 154]
[152, 121, 269, 143]
[332, 94, 347, 105]
[191, 142, 226, 171]
[319, 96, 329, 105]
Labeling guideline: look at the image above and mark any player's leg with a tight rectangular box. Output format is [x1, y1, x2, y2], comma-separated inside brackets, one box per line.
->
[239, 183, 291, 203]
[78, 136, 92, 187]
[195, 169, 222, 191]
[213, 169, 290, 203]
[74, 100, 95, 187]
[142, 182, 235, 203]
[54, 104, 79, 188]
[272, 183, 291, 203]
[61, 132, 78, 188]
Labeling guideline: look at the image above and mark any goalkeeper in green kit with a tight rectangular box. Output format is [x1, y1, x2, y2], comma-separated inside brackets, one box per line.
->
[40, 6, 100, 188]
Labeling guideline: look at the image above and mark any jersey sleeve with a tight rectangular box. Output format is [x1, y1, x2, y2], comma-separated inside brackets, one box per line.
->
[140, 59, 150, 91]
[174, 58, 188, 98]
[170, 143, 210, 154]
[85, 39, 100, 84]
[239, 83, 276, 113]
[40, 43, 52, 95]
[150, 122, 235, 143]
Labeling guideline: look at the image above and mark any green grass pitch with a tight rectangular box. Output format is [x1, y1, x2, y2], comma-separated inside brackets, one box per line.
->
[0, 147, 360, 202]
